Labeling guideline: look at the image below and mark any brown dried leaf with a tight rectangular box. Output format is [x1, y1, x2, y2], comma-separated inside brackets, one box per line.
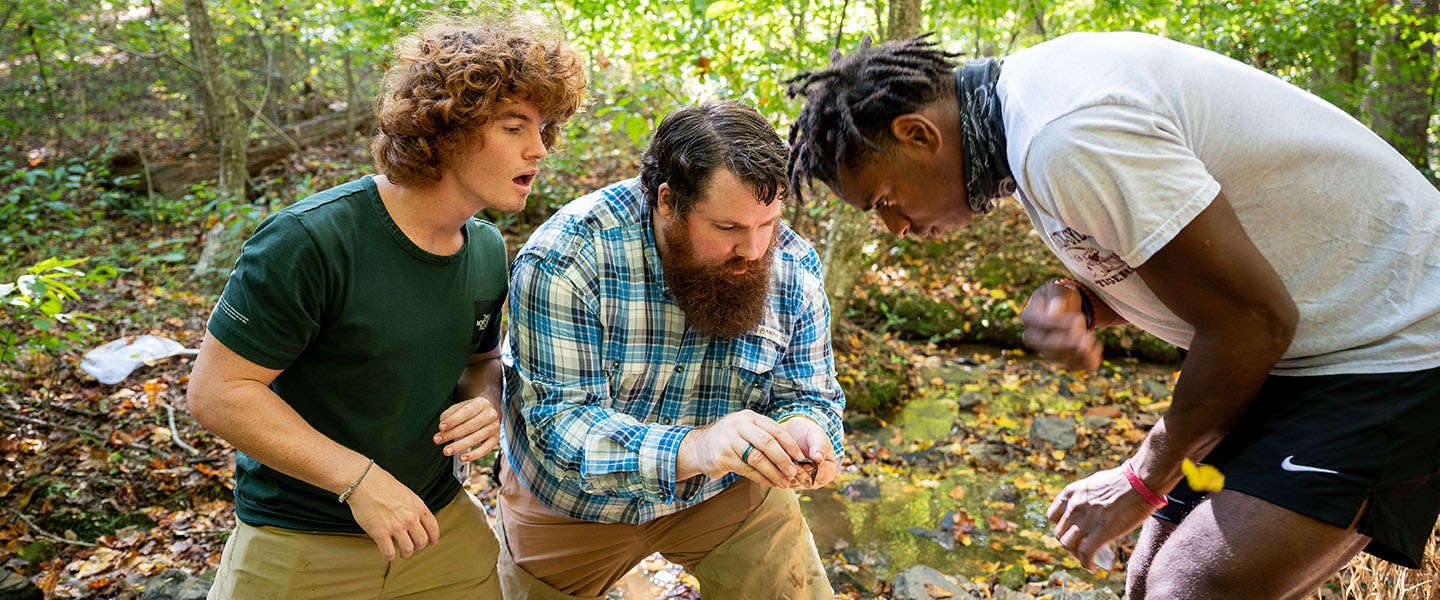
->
[924, 582, 955, 598]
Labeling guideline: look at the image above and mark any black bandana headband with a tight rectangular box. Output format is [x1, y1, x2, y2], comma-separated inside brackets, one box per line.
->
[955, 58, 1015, 215]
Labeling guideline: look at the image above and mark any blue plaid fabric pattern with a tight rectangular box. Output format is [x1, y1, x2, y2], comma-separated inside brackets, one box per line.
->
[501, 178, 845, 524]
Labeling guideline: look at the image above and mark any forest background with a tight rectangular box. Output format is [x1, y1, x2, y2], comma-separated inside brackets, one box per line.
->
[0, 0, 1437, 598]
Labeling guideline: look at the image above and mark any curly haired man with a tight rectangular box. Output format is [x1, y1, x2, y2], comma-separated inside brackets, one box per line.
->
[188, 13, 586, 598]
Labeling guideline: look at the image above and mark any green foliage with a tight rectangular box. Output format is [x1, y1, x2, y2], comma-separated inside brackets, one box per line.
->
[834, 320, 921, 414]
[0, 256, 116, 363]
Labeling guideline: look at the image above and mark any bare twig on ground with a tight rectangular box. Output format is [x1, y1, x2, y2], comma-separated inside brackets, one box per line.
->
[163, 402, 199, 456]
[0, 410, 153, 453]
[172, 528, 229, 536]
[4, 507, 96, 548]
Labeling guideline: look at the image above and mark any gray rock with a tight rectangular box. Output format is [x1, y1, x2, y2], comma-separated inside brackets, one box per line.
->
[0, 570, 42, 600]
[1034, 587, 1121, 600]
[992, 587, 1036, 600]
[1081, 415, 1114, 430]
[1143, 378, 1173, 400]
[139, 569, 211, 600]
[1029, 416, 1077, 450]
[954, 392, 986, 409]
[889, 565, 976, 600]
[1048, 570, 1083, 585]
[843, 478, 881, 501]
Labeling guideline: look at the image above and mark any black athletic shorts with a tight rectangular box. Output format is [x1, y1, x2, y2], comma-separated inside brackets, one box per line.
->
[1152, 366, 1440, 568]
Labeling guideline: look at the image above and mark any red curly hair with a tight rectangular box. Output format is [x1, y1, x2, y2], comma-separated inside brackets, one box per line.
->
[371, 13, 588, 187]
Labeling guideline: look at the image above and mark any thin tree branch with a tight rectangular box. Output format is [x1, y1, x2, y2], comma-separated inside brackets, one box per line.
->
[238, 97, 300, 152]
[4, 507, 97, 547]
[23, 21, 202, 75]
[163, 401, 199, 456]
[0, 410, 153, 453]
[247, 38, 275, 147]
[26, 23, 63, 148]
[0, 1, 19, 32]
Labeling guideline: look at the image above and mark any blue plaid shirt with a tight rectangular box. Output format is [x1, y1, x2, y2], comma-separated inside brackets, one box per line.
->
[501, 178, 845, 524]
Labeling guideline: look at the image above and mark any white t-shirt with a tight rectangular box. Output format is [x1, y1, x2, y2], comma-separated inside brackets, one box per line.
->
[998, 31, 1440, 375]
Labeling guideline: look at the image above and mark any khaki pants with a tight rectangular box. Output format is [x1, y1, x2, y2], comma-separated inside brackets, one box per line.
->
[496, 466, 832, 599]
[208, 490, 501, 599]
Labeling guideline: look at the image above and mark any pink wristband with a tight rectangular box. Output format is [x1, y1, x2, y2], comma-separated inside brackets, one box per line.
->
[1123, 459, 1168, 509]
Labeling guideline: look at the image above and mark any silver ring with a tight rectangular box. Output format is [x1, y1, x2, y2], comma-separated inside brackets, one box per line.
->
[740, 443, 755, 464]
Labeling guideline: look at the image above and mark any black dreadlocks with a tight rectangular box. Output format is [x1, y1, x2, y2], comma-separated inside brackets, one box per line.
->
[785, 34, 961, 203]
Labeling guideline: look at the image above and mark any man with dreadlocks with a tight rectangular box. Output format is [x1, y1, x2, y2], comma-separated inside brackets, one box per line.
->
[787, 32, 1440, 599]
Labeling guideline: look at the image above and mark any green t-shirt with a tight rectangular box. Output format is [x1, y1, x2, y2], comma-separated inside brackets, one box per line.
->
[206, 175, 507, 532]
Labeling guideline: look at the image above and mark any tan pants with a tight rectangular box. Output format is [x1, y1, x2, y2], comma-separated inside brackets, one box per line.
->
[496, 466, 832, 599]
[208, 490, 501, 600]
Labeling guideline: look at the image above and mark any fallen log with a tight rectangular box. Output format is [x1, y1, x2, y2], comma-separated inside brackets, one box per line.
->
[108, 109, 374, 198]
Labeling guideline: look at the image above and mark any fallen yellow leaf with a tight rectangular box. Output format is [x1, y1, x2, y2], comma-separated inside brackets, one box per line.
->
[1182, 458, 1225, 491]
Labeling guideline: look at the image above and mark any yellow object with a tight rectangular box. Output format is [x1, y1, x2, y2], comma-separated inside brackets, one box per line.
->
[1182, 458, 1225, 491]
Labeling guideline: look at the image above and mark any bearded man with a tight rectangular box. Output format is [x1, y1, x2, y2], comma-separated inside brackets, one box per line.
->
[496, 100, 843, 599]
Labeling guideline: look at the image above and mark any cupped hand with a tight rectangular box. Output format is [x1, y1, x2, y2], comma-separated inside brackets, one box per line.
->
[781, 416, 838, 489]
[678, 409, 804, 488]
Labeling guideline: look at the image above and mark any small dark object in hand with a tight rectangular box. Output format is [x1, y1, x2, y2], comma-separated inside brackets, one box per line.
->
[790, 459, 818, 487]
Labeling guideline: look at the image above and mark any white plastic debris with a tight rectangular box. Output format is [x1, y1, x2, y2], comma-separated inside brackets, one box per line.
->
[79, 335, 198, 384]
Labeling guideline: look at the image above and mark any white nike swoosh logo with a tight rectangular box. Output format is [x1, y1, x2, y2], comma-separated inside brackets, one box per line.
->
[1281, 455, 1339, 474]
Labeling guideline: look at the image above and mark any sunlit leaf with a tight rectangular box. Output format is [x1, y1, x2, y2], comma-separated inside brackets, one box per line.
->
[704, 1, 738, 19]
[1182, 458, 1225, 491]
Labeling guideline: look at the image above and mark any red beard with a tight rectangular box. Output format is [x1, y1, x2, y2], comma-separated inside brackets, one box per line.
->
[658, 217, 775, 339]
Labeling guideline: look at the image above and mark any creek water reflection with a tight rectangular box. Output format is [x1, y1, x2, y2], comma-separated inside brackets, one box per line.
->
[798, 346, 1174, 594]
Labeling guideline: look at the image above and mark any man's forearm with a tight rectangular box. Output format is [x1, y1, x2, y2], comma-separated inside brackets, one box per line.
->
[193, 380, 370, 495]
[456, 355, 504, 413]
[1130, 324, 1289, 493]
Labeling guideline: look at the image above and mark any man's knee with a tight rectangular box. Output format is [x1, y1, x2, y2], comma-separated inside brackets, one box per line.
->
[1124, 518, 1177, 600]
[690, 489, 832, 599]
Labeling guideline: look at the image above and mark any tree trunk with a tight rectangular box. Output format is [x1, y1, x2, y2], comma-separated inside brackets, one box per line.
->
[26, 24, 64, 150]
[1027, 0, 1047, 39]
[0, 2, 19, 35]
[107, 109, 372, 197]
[186, 31, 219, 141]
[1364, 0, 1438, 172]
[343, 50, 357, 142]
[886, 0, 922, 43]
[818, 0, 923, 329]
[182, 0, 248, 202]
